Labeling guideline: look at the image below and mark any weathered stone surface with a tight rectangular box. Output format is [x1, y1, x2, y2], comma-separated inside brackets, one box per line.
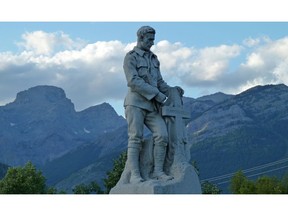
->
[110, 135, 202, 194]
[113, 26, 202, 194]
[110, 163, 201, 194]
[110, 88, 202, 194]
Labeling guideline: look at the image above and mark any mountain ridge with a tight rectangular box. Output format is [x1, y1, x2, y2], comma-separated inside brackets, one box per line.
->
[1, 84, 288, 193]
[0, 85, 126, 167]
[187, 84, 288, 192]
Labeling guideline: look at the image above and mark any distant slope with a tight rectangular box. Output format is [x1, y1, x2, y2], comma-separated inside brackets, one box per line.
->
[53, 150, 124, 193]
[187, 84, 288, 192]
[0, 85, 126, 167]
[2, 84, 288, 193]
[42, 125, 128, 186]
[0, 163, 9, 179]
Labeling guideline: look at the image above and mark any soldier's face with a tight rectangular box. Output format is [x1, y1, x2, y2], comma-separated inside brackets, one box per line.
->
[141, 33, 155, 51]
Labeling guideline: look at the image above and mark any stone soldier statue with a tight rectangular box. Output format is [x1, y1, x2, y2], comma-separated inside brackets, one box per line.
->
[123, 26, 184, 183]
[110, 26, 202, 194]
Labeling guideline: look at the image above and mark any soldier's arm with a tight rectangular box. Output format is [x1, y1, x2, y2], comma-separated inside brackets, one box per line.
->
[123, 53, 161, 101]
[157, 71, 170, 95]
[155, 56, 183, 97]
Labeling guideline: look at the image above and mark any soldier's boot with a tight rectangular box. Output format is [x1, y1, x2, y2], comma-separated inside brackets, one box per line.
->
[152, 145, 174, 181]
[127, 147, 144, 184]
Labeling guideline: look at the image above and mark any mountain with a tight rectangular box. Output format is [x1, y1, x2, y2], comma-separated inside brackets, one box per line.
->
[0, 85, 126, 167]
[187, 84, 288, 192]
[0, 162, 9, 179]
[1, 84, 288, 193]
[42, 125, 128, 187]
[183, 92, 233, 119]
[47, 84, 288, 193]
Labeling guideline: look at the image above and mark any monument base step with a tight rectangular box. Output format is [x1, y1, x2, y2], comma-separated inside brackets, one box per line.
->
[110, 164, 202, 194]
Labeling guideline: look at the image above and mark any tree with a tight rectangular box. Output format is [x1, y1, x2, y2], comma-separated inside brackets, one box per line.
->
[201, 181, 221, 194]
[71, 151, 128, 194]
[230, 170, 255, 194]
[72, 181, 103, 194]
[103, 151, 127, 194]
[230, 170, 288, 194]
[230, 170, 246, 194]
[73, 183, 91, 194]
[0, 161, 46, 194]
[89, 181, 103, 194]
[255, 176, 283, 194]
[238, 180, 255, 194]
[281, 173, 288, 193]
[46, 187, 58, 194]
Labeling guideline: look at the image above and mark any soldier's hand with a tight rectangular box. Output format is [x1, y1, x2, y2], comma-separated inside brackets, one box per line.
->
[154, 92, 167, 104]
[162, 96, 169, 106]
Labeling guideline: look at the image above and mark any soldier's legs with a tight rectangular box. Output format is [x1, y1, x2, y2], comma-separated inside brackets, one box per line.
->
[145, 111, 173, 181]
[125, 106, 145, 183]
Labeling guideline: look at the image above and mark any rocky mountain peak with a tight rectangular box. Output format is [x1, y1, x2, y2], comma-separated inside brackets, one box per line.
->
[237, 83, 288, 98]
[0, 85, 126, 167]
[13, 85, 72, 106]
[197, 92, 233, 103]
[79, 102, 122, 120]
[5, 86, 76, 118]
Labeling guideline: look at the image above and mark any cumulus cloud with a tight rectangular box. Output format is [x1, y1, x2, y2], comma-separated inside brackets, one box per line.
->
[0, 32, 129, 110]
[2, 30, 288, 113]
[243, 37, 261, 47]
[153, 41, 242, 85]
[152, 40, 193, 72]
[16, 31, 85, 55]
[222, 36, 288, 94]
[242, 36, 271, 48]
[154, 36, 288, 96]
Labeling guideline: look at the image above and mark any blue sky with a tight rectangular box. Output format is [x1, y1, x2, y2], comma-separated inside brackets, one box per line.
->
[2, 22, 288, 51]
[1, 0, 288, 116]
[1, 22, 288, 116]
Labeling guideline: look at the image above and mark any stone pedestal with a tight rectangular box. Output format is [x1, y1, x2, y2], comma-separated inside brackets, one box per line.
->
[110, 162, 202, 194]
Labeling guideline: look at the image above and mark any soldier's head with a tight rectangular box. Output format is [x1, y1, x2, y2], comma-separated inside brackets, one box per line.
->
[136, 26, 156, 51]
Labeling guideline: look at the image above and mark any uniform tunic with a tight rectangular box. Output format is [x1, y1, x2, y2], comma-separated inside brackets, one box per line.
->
[123, 46, 170, 112]
[123, 46, 170, 149]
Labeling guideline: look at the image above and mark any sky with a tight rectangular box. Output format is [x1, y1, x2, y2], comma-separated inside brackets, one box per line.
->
[2, 22, 288, 116]
[1, 1, 288, 118]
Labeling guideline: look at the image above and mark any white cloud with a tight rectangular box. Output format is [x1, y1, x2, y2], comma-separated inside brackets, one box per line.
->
[243, 37, 260, 47]
[193, 45, 242, 81]
[154, 36, 288, 98]
[16, 31, 85, 55]
[0, 33, 130, 111]
[153, 40, 193, 73]
[244, 52, 265, 68]
[2, 31, 288, 114]
[242, 37, 288, 77]
[222, 36, 288, 95]
[154, 41, 242, 85]
[243, 36, 271, 48]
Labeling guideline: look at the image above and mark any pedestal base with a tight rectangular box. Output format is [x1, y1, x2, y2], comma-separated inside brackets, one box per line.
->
[110, 164, 202, 194]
